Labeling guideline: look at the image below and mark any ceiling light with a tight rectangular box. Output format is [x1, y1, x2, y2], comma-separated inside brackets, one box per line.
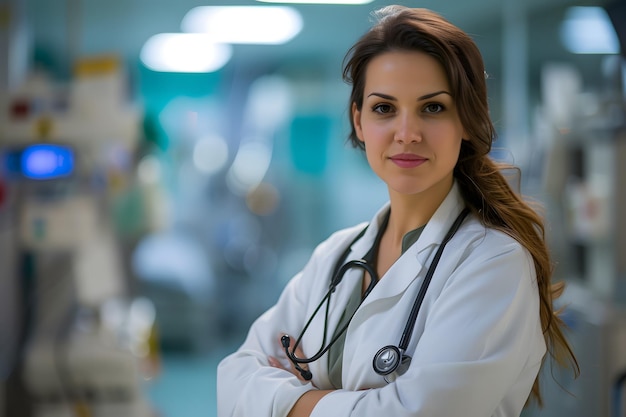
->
[181, 6, 302, 45]
[140, 33, 232, 73]
[560, 7, 619, 54]
[257, 0, 373, 3]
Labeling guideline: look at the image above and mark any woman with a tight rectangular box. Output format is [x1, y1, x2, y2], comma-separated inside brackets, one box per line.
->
[217, 6, 578, 417]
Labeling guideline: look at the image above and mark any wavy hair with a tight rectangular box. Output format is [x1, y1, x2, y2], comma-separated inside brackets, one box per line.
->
[342, 5, 579, 406]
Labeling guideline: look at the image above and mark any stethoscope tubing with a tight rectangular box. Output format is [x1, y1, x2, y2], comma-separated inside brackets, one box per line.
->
[397, 208, 470, 351]
[285, 207, 470, 379]
[287, 260, 378, 365]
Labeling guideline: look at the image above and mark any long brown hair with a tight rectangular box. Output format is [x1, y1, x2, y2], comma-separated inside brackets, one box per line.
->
[342, 5, 579, 405]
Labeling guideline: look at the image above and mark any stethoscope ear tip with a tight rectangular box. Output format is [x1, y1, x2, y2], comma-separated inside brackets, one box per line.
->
[281, 334, 291, 348]
[299, 367, 313, 380]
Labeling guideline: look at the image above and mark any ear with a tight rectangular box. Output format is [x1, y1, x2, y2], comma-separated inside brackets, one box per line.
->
[461, 127, 470, 141]
[352, 102, 365, 143]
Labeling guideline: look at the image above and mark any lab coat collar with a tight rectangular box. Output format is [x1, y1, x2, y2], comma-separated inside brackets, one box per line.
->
[411, 181, 466, 254]
[347, 181, 467, 302]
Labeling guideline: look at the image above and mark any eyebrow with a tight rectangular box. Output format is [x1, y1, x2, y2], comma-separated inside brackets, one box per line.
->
[367, 90, 452, 101]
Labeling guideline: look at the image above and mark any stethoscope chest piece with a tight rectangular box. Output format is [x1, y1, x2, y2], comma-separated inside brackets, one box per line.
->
[373, 345, 402, 375]
[373, 345, 412, 378]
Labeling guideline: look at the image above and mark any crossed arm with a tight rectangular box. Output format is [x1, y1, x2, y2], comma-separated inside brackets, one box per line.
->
[217, 233, 545, 417]
[268, 336, 332, 417]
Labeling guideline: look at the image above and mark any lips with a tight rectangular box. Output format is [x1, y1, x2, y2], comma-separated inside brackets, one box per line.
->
[389, 153, 427, 168]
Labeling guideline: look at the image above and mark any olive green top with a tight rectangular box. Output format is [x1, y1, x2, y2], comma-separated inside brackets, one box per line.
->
[327, 225, 426, 388]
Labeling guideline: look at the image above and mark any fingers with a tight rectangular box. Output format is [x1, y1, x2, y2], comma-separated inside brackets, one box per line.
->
[290, 339, 307, 361]
[268, 356, 283, 369]
[271, 334, 311, 384]
[279, 334, 307, 366]
[268, 353, 308, 383]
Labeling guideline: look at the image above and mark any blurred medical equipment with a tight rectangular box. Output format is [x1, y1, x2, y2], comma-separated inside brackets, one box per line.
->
[0, 191, 18, 417]
[283, 208, 470, 382]
[614, 369, 626, 417]
[522, 12, 626, 412]
[131, 75, 296, 352]
[0, 55, 158, 417]
[522, 283, 626, 417]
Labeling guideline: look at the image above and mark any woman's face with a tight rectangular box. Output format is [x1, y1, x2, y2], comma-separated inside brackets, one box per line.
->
[352, 50, 467, 200]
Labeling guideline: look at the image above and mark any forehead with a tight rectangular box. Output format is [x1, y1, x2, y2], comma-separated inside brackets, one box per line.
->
[363, 50, 450, 93]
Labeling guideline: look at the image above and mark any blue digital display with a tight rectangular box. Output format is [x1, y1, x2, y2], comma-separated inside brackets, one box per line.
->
[20, 144, 75, 180]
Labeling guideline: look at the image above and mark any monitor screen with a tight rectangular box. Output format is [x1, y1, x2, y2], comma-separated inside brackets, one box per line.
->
[3, 144, 75, 180]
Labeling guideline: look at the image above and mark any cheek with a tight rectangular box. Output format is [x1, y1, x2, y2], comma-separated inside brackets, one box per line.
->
[426, 121, 464, 143]
[426, 124, 464, 157]
[360, 120, 390, 142]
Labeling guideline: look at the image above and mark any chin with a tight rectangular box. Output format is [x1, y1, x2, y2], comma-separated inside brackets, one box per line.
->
[387, 177, 453, 198]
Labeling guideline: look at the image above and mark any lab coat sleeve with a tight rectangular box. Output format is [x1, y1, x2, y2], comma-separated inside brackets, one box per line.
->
[217, 236, 338, 417]
[310, 238, 545, 417]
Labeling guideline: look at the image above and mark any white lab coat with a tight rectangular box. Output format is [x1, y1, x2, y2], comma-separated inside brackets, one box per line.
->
[217, 182, 546, 417]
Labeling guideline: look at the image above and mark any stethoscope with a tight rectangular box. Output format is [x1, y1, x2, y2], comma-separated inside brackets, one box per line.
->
[282, 207, 470, 382]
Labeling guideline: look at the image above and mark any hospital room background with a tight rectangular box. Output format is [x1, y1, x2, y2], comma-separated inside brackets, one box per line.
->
[0, 0, 625, 416]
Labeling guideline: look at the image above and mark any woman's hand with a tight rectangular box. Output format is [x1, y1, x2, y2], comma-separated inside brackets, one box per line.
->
[268, 335, 332, 417]
[268, 334, 312, 385]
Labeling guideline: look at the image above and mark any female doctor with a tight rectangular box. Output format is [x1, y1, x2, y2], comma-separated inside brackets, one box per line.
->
[217, 6, 578, 417]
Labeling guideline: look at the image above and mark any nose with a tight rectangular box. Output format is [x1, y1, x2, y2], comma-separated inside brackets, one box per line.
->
[394, 113, 422, 144]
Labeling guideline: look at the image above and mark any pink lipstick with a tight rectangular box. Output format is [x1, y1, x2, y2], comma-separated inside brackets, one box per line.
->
[389, 153, 427, 168]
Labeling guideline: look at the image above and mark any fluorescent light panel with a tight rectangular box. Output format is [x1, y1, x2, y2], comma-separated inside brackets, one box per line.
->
[257, 0, 373, 3]
[140, 33, 232, 73]
[181, 6, 302, 45]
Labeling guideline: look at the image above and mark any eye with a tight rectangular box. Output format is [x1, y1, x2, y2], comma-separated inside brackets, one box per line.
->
[372, 103, 393, 114]
[424, 103, 444, 114]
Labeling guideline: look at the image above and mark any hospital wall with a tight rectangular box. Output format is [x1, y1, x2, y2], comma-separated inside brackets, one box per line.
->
[1, 0, 626, 416]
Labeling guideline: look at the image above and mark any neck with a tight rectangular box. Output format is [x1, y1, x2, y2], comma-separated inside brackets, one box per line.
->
[385, 181, 453, 246]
